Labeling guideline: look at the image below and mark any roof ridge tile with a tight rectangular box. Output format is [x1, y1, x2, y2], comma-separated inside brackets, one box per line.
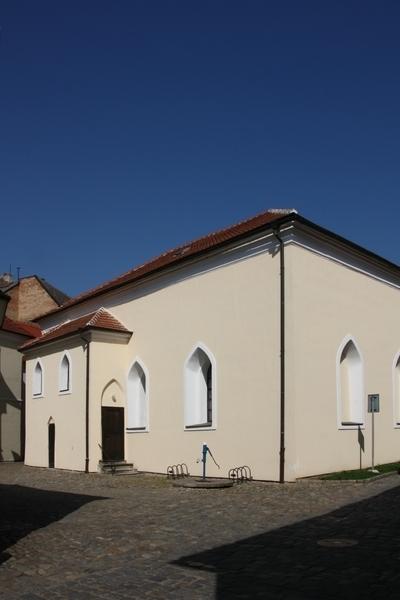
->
[36, 208, 297, 319]
[21, 308, 130, 351]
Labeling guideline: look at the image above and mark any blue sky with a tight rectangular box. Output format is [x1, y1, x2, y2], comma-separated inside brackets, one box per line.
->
[1, 1, 400, 296]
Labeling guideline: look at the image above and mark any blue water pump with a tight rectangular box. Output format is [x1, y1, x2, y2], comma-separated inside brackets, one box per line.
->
[200, 442, 220, 479]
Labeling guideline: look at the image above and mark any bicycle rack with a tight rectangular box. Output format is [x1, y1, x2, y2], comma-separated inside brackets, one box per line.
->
[167, 463, 190, 479]
[228, 465, 253, 483]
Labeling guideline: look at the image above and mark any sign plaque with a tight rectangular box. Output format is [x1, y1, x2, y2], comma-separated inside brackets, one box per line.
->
[368, 394, 380, 413]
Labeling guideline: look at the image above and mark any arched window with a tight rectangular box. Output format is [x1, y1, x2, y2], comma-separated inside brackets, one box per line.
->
[127, 361, 148, 430]
[393, 354, 400, 425]
[338, 339, 363, 426]
[184, 346, 215, 428]
[33, 361, 43, 397]
[59, 353, 71, 393]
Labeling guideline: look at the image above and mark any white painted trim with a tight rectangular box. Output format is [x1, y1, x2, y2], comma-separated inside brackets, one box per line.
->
[126, 357, 150, 432]
[36, 220, 400, 333]
[286, 227, 400, 292]
[58, 351, 72, 394]
[126, 429, 149, 433]
[101, 378, 124, 406]
[336, 335, 365, 430]
[392, 351, 400, 428]
[183, 342, 217, 431]
[36, 232, 279, 329]
[184, 425, 217, 432]
[83, 330, 132, 344]
[32, 358, 44, 398]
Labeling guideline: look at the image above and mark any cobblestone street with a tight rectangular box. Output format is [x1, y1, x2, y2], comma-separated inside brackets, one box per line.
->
[0, 464, 399, 599]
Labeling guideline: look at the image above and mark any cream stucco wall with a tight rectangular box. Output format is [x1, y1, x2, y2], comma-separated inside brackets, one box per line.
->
[25, 341, 87, 471]
[87, 246, 281, 480]
[0, 332, 25, 461]
[25, 240, 282, 479]
[27, 224, 400, 481]
[287, 243, 400, 478]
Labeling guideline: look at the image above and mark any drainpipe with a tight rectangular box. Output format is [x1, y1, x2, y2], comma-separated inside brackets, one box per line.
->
[81, 334, 90, 473]
[21, 356, 26, 461]
[273, 228, 285, 483]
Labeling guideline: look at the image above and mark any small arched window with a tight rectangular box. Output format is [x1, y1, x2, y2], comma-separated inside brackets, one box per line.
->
[338, 339, 363, 426]
[127, 361, 148, 430]
[33, 361, 43, 397]
[394, 354, 400, 425]
[59, 353, 71, 393]
[184, 346, 214, 428]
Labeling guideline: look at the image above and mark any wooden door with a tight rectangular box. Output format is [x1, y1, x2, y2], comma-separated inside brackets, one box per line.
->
[48, 423, 55, 468]
[101, 407, 124, 461]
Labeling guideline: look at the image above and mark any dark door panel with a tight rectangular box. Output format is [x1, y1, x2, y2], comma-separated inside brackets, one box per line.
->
[101, 407, 124, 461]
[48, 423, 55, 468]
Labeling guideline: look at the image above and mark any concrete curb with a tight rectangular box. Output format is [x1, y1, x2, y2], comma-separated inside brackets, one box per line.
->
[298, 471, 400, 485]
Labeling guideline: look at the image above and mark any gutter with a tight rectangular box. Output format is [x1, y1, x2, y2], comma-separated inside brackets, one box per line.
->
[273, 228, 286, 483]
[81, 333, 91, 473]
[33, 214, 297, 323]
[20, 325, 131, 352]
[33, 210, 400, 326]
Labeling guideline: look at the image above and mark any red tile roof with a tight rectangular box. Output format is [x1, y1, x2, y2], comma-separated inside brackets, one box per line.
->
[2, 317, 41, 338]
[37, 209, 297, 320]
[21, 308, 131, 350]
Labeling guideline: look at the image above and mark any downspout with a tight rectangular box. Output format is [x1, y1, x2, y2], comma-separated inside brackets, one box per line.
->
[21, 356, 26, 461]
[81, 334, 90, 473]
[273, 228, 285, 483]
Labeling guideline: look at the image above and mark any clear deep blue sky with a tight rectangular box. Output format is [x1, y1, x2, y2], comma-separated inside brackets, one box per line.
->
[1, 1, 400, 296]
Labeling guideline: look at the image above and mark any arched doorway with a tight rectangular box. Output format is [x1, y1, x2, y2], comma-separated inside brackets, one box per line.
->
[101, 380, 124, 462]
[48, 422, 55, 468]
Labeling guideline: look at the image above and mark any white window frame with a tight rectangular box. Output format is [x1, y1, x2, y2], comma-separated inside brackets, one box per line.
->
[58, 351, 72, 395]
[33, 359, 44, 398]
[392, 351, 400, 428]
[184, 342, 217, 431]
[336, 335, 364, 429]
[126, 358, 149, 432]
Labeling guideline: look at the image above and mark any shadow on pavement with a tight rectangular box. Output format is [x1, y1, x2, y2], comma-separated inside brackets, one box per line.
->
[0, 483, 105, 565]
[174, 482, 400, 600]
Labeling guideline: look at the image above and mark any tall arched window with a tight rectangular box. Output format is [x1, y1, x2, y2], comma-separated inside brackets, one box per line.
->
[33, 361, 43, 397]
[393, 354, 400, 425]
[127, 361, 148, 430]
[184, 346, 215, 428]
[59, 353, 71, 393]
[338, 339, 363, 426]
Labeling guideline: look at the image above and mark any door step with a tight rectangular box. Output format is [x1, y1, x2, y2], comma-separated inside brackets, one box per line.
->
[98, 461, 138, 475]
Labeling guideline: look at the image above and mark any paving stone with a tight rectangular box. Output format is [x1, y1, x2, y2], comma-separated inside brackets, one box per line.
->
[0, 463, 399, 598]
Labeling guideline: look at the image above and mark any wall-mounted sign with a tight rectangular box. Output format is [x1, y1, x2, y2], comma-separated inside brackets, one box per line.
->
[368, 394, 380, 413]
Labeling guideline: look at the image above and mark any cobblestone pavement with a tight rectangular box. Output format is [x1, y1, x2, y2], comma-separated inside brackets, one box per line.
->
[0, 464, 399, 599]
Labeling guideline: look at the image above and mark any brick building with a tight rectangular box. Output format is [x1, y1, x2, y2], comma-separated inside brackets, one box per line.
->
[0, 274, 68, 461]
[0, 274, 69, 321]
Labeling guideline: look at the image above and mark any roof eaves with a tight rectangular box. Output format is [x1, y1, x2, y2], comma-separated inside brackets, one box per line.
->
[21, 317, 132, 352]
[3, 319, 41, 338]
[20, 329, 85, 352]
[293, 215, 400, 273]
[35, 276, 70, 306]
[1, 282, 17, 293]
[34, 211, 297, 321]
